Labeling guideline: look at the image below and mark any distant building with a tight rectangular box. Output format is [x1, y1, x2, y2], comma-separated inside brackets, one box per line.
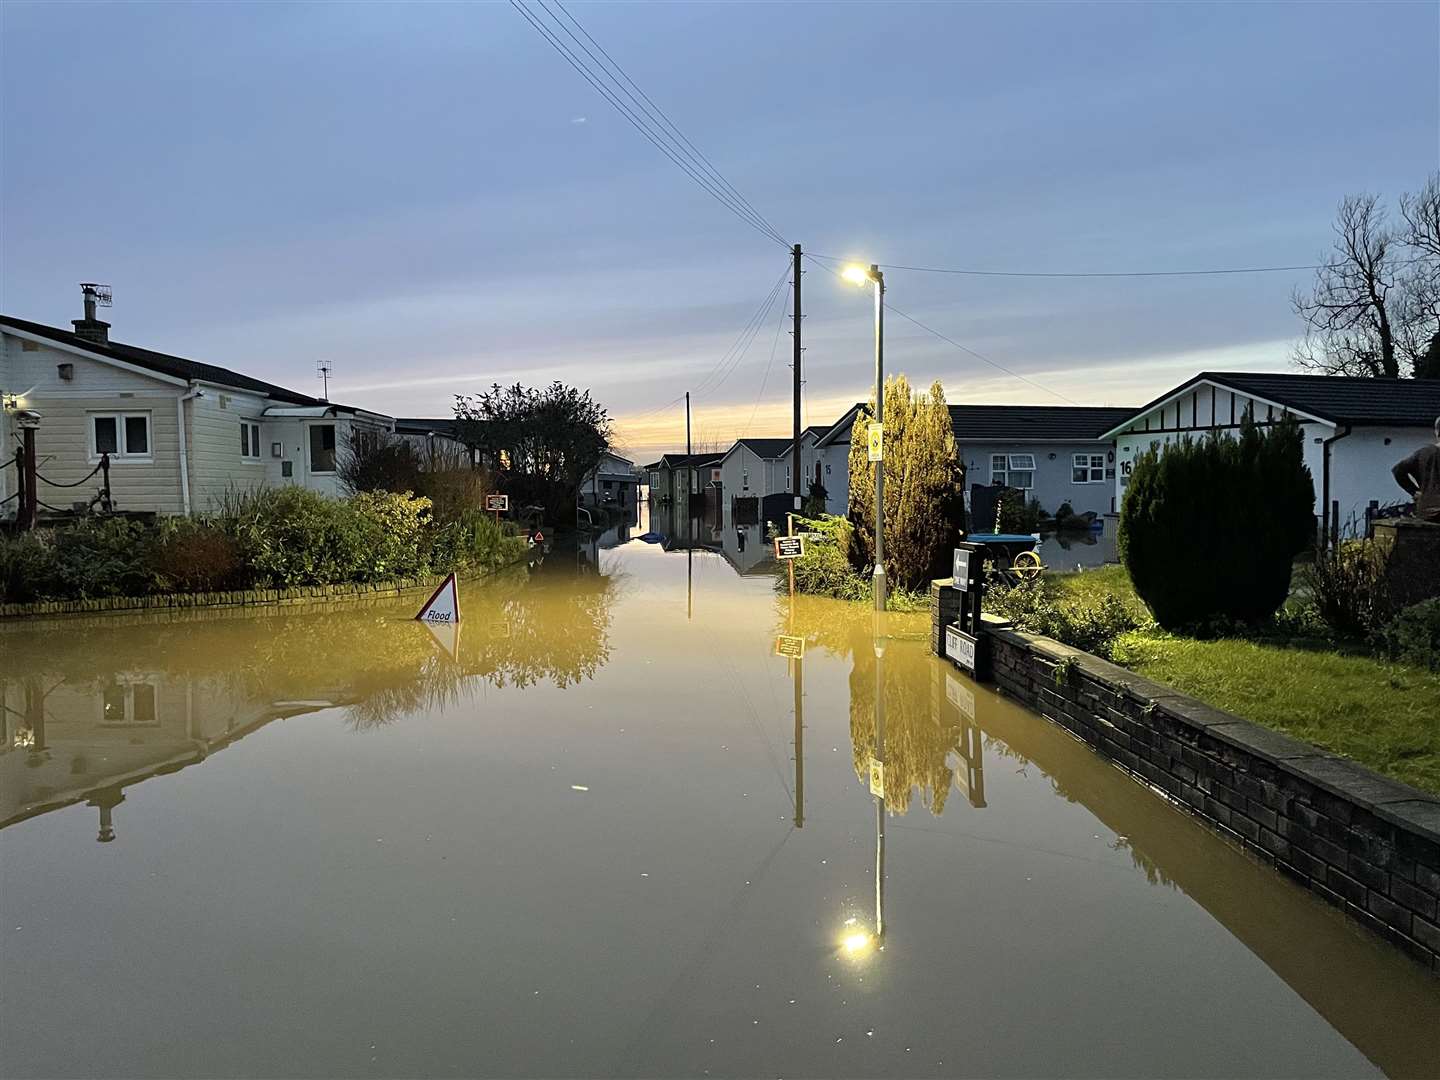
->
[580, 451, 642, 509]
[643, 452, 723, 509]
[1101, 372, 1440, 537]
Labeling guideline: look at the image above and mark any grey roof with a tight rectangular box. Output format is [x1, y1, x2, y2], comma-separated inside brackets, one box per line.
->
[949, 404, 1137, 442]
[731, 438, 794, 459]
[1165, 372, 1440, 428]
[394, 417, 462, 437]
[658, 452, 723, 469]
[2, 314, 325, 407]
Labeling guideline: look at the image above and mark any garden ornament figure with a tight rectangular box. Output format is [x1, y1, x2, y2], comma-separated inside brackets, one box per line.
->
[1390, 416, 1440, 523]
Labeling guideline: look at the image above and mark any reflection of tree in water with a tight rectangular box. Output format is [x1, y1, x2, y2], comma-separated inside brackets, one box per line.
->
[0, 558, 619, 732]
[847, 634, 971, 816]
[777, 594, 967, 816]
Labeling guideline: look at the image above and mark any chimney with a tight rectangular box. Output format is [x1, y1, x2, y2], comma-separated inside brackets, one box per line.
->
[73, 283, 111, 345]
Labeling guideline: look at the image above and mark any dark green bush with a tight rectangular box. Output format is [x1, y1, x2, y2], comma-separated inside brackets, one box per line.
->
[995, 490, 1043, 533]
[1119, 413, 1314, 629]
[1372, 599, 1440, 671]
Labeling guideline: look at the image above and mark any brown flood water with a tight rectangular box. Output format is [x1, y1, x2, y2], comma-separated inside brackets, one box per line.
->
[2, 519, 1437, 1079]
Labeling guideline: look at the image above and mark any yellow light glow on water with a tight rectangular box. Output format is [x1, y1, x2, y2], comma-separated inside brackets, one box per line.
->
[842, 931, 873, 954]
[842, 264, 871, 286]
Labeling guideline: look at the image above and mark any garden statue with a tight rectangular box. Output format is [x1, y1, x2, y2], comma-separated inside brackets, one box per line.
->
[1391, 416, 1440, 524]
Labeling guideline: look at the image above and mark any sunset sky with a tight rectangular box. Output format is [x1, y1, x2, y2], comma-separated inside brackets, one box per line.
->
[3, 2, 1436, 465]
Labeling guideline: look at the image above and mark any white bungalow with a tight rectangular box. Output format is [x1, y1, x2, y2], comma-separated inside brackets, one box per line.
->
[1, 291, 391, 517]
[1100, 372, 1440, 538]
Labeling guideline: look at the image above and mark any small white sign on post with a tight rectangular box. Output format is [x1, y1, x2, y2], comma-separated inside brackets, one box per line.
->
[415, 572, 461, 624]
[869, 757, 885, 798]
[867, 423, 884, 463]
[485, 493, 509, 512]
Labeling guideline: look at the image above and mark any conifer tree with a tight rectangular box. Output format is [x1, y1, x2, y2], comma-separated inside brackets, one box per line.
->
[848, 375, 962, 590]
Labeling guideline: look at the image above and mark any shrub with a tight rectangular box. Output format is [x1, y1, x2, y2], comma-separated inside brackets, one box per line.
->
[416, 464, 490, 525]
[216, 486, 372, 586]
[1306, 539, 1390, 637]
[349, 491, 433, 581]
[1372, 599, 1440, 671]
[1119, 412, 1314, 629]
[43, 517, 162, 599]
[0, 531, 59, 603]
[783, 514, 871, 602]
[433, 508, 528, 573]
[997, 492, 1043, 533]
[986, 574, 1144, 659]
[338, 427, 422, 495]
[150, 518, 244, 592]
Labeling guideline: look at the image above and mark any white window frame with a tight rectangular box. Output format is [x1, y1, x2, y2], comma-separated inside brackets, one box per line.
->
[89, 411, 153, 462]
[1072, 453, 1106, 484]
[241, 420, 263, 462]
[994, 453, 1035, 491]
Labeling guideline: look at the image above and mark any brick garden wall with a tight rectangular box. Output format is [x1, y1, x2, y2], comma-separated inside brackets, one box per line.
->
[932, 582, 1440, 976]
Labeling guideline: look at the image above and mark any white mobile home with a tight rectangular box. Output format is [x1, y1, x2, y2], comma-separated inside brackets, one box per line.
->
[1101, 372, 1440, 537]
[1, 297, 391, 518]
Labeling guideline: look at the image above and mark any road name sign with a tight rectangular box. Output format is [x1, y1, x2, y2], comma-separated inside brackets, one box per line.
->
[775, 634, 805, 659]
[945, 670, 975, 721]
[945, 624, 975, 670]
[867, 423, 884, 462]
[774, 535, 806, 560]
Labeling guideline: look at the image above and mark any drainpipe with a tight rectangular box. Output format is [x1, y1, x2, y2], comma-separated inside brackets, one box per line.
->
[1320, 423, 1351, 549]
[176, 383, 203, 515]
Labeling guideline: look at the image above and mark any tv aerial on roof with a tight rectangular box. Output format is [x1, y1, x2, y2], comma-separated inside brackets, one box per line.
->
[79, 283, 113, 307]
[316, 358, 334, 401]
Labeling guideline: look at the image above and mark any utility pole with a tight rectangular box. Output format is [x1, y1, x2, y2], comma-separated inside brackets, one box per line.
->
[791, 243, 803, 511]
[685, 391, 691, 457]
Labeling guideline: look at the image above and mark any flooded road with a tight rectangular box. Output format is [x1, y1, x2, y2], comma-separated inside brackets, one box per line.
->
[2, 516, 1437, 1079]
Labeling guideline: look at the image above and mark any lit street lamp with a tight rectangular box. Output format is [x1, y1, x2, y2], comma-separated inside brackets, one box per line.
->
[843, 263, 886, 612]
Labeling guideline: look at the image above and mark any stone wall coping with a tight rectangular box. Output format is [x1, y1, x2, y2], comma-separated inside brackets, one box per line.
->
[987, 622, 1440, 845]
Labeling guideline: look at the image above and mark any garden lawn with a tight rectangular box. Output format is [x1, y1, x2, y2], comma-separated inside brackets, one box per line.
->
[1050, 567, 1440, 797]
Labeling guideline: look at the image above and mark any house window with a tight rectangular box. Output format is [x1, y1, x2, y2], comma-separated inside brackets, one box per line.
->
[90, 412, 151, 460]
[742, 468, 750, 490]
[1072, 453, 1106, 483]
[785, 466, 791, 489]
[991, 453, 1035, 490]
[309, 424, 337, 473]
[240, 421, 262, 461]
[100, 678, 159, 726]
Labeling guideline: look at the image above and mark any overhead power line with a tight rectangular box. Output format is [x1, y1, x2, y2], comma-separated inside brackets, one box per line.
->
[510, 0, 787, 248]
[807, 251, 1326, 279]
[741, 282, 793, 437]
[804, 255, 1081, 406]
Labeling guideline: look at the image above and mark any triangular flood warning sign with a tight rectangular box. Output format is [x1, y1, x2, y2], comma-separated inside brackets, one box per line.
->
[415, 572, 460, 624]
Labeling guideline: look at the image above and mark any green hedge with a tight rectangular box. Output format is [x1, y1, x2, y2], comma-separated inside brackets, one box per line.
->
[0, 488, 528, 604]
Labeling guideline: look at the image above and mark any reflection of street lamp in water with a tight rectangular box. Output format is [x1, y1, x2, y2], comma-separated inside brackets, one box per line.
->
[842, 619, 888, 956]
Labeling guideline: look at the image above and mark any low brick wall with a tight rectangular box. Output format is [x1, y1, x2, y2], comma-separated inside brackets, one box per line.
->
[930, 579, 1440, 975]
[0, 575, 451, 620]
[980, 621, 1440, 975]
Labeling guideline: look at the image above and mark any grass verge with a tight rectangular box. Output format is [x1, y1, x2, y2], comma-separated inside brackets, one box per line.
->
[1046, 566, 1440, 796]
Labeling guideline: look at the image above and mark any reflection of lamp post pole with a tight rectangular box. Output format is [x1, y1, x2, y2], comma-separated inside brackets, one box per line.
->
[843, 264, 886, 612]
[873, 622, 886, 940]
[790, 595, 804, 829]
[87, 788, 124, 843]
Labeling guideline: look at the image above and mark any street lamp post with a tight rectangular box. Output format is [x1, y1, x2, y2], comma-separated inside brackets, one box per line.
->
[844, 264, 886, 612]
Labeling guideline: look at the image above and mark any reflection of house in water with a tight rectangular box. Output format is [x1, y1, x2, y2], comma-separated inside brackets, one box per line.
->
[1, 559, 620, 839]
[719, 523, 775, 576]
[0, 670, 314, 841]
